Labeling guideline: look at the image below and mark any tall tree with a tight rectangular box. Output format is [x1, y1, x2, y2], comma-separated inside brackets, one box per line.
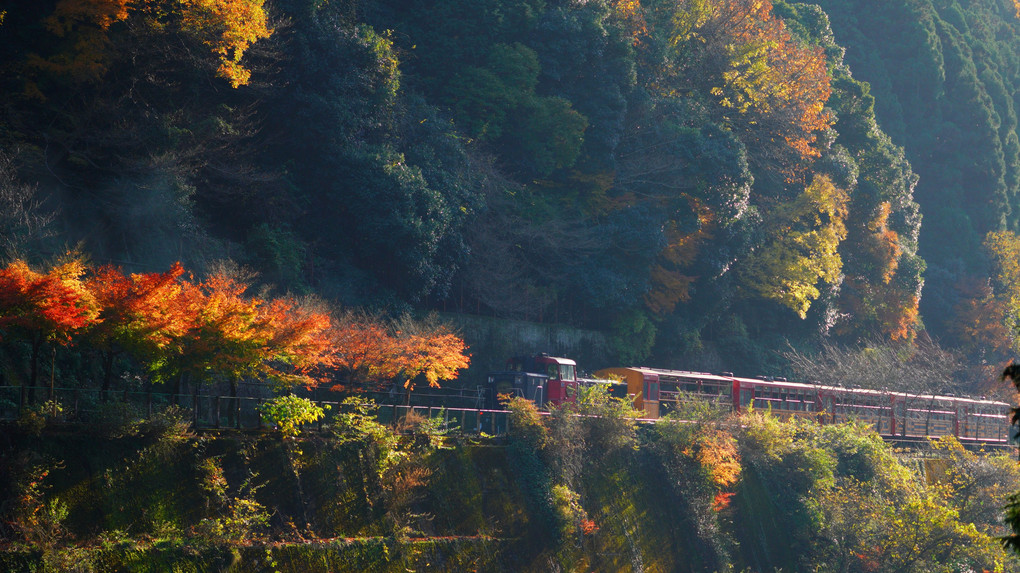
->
[0, 256, 98, 398]
[740, 174, 849, 318]
[84, 263, 192, 397]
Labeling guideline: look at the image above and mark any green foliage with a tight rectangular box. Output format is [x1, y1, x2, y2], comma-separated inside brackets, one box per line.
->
[258, 395, 328, 438]
[505, 395, 549, 451]
[86, 401, 143, 438]
[505, 95, 589, 177]
[2, 0, 1020, 445]
[195, 473, 271, 544]
[740, 174, 849, 318]
[140, 404, 193, 446]
[643, 408, 741, 569]
[608, 308, 656, 365]
[330, 399, 403, 472]
[813, 0, 1020, 344]
[16, 400, 63, 436]
[572, 383, 639, 459]
[7, 460, 68, 548]
[244, 223, 307, 294]
[1, 407, 1017, 571]
[549, 484, 594, 544]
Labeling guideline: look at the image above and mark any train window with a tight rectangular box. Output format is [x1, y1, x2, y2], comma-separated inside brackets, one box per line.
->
[740, 390, 753, 407]
[561, 364, 576, 382]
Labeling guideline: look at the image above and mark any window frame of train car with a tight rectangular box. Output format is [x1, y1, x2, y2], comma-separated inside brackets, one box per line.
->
[655, 371, 734, 415]
[731, 376, 823, 417]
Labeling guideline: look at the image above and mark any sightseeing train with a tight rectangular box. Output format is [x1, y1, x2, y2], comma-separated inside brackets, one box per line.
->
[487, 355, 1016, 445]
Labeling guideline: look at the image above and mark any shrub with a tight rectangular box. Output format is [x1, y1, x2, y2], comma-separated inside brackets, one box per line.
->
[87, 401, 142, 438]
[16, 400, 63, 436]
[258, 395, 329, 438]
[505, 395, 548, 451]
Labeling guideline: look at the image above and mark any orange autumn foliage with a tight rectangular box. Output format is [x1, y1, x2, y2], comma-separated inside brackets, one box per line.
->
[950, 278, 1012, 358]
[863, 202, 902, 285]
[330, 311, 471, 392]
[168, 272, 267, 383]
[644, 200, 713, 316]
[611, 0, 648, 46]
[86, 263, 191, 354]
[130, 268, 335, 390]
[676, 425, 740, 511]
[178, 0, 273, 87]
[391, 330, 471, 391]
[261, 296, 336, 387]
[33, 0, 271, 87]
[0, 257, 98, 344]
[663, 0, 833, 163]
[331, 310, 401, 390]
[0, 255, 99, 389]
[878, 292, 919, 342]
[0, 258, 467, 394]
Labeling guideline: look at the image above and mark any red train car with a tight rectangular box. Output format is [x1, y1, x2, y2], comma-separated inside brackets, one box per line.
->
[594, 367, 1014, 445]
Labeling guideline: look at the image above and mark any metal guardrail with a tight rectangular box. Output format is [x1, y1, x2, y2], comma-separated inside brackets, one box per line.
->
[0, 386, 510, 436]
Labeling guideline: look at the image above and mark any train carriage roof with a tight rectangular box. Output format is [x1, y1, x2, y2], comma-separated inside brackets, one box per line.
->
[614, 367, 736, 382]
[598, 366, 1011, 408]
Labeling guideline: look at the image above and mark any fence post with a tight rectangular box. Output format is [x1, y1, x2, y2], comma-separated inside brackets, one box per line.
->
[236, 397, 241, 430]
[214, 396, 221, 429]
[256, 397, 263, 429]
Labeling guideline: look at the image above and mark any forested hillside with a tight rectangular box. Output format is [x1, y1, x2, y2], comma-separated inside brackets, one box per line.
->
[2, 0, 1020, 381]
[3, 397, 1019, 572]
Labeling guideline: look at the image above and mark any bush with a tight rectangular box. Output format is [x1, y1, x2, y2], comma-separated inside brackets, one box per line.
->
[16, 400, 64, 436]
[258, 395, 329, 438]
[505, 396, 548, 451]
[87, 401, 142, 438]
[141, 404, 192, 444]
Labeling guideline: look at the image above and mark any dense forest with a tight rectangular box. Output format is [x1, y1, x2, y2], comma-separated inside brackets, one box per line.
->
[2, 0, 1020, 392]
[4, 392, 1020, 572]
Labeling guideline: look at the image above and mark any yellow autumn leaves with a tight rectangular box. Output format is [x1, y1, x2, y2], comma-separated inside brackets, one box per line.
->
[37, 0, 272, 88]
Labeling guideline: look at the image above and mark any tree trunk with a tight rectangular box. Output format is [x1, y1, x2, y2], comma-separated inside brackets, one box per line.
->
[173, 372, 185, 403]
[28, 335, 41, 404]
[228, 379, 238, 428]
[49, 346, 56, 408]
[101, 350, 115, 402]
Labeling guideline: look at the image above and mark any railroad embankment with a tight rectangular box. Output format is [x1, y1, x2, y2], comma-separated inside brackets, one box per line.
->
[1, 401, 1019, 572]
